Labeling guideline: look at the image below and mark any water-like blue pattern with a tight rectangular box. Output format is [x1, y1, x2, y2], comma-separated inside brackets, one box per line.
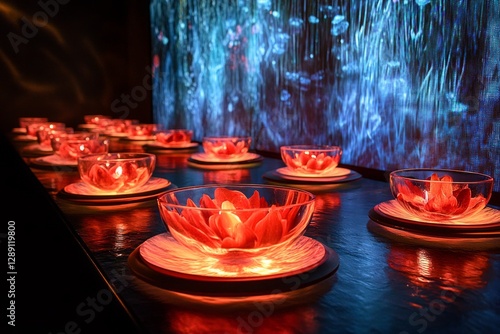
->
[151, 0, 500, 192]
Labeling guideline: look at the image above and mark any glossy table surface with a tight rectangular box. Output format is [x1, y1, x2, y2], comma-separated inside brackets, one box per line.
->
[7, 135, 500, 334]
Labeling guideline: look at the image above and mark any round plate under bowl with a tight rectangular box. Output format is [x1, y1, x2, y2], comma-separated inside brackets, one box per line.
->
[57, 177, 174, 205]
[369, 200, 500, 237]
[187, 153, 263, 170]
[128, 233, 339, 297]
[143, 142, 199, 153]
[263, 168, 361, 184]
[30, 155, 78, 170]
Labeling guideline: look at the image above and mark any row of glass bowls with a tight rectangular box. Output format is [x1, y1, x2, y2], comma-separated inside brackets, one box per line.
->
[71, 138, 494, 259]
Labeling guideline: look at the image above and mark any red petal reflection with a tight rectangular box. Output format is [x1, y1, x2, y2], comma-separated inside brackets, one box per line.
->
[388, 245, 490, 291]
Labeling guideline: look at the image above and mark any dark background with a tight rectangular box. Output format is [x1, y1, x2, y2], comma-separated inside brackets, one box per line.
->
[0, 0, 153, 133]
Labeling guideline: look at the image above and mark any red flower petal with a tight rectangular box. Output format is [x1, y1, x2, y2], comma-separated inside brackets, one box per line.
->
[220, 223, 257, 249]
[162, 206, 220, 248]
[88, 164, 115, 188]
[254, 207, 283, 246]
[181, 199, 217, 237]
[214, 188, 251, 209]
[453, 187, 471, 215]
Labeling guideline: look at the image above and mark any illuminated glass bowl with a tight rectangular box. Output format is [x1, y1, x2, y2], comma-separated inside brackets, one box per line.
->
[127, 123, 163, 137]
[83, 114, 112, 125]
[51, 135, 108, 161]
[390, 168, 493, 221]
[26, 122, 66, 137]
[157, 184, 316, 257]
[78, 152, 156, 193]
[19, 117, 48, 129]
[155, 129, 193, 145]
[280, 145, 343, 175]
[202, 136, 252, 158]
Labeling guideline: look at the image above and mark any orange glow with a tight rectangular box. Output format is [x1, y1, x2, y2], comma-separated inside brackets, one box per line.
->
[76, 206, 158, 252]
[140, 234, 325, 278]
[388, 245, 490, 291]
[203, 169, 250, 183]
[168, 304, 319, 334]
[313, 192, 342, 213]
[155, 154, 190, 170]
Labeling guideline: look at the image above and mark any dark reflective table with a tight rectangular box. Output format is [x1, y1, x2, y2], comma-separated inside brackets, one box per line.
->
[7, 135, 500, 334]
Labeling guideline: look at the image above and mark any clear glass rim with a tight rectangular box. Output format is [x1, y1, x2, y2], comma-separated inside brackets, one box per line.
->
[280, 145, 342, 151]
[390, 168, 493, 183]
[77, 152, 155, 162]
[158, 183, 315, 211]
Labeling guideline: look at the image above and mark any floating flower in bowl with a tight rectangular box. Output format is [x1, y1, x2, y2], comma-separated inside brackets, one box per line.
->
[202, 136, 252, 159]
[127, 123, 163, 138]
[78, 152, 156, 193]
[51, 134, 108, 161]
[19, 117, 48, 129]
[280, 145, 342, 175]
[157, 184, 316, 257]
[155, 129, 193, 146]
[390, 168, 493, 221]
[26, 121, 66, 137]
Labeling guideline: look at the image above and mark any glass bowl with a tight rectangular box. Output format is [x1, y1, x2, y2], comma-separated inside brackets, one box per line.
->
[389, 168, 494, 221]
[157, 184, 316, 257]
[19, 117, 48, 129]
[83, 114, 112, 125]
[51, 135, 108, 161]
[103, 119, 138, 136]
[280, 145, 342, 175]
[127, 123, 163, 137]
[36, 129, 71, 149]
[155, 129, 193, 145]
[26, 122, 66, 137]
[78, 152, 156, 193]
[202, 136, 252, 158]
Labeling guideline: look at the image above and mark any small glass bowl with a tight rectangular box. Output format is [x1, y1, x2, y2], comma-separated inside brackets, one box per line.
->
[36, 128, 73, 150]
[127, 123, 163, 137]
[390, 168, 494, 221]
[19, 117, 48, 129]
[202, 136, 252, 158]
[51, 136, 108, 161]
[83, 114, 112, 125]
[103, 119, 139, 136]
[78, 153, 156, 193]
[280, 145, 342, 175]
[157, 184, 316, 257]
[26, 122, 66, 137]
[155, 129, 193, 145]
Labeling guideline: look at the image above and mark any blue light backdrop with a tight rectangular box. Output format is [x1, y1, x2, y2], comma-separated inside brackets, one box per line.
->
[150, 0, 500, 192]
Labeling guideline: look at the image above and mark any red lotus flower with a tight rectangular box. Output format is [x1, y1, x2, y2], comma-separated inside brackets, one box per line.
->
[84, 162, 151, 192]
[396, 173, 487, 218]
[58, 139, 108, 160]
[202, 137, 251, 157]
[159, 187, 315, 253]
[156, 130, 192, 145]
[284, 151, 340, 173]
